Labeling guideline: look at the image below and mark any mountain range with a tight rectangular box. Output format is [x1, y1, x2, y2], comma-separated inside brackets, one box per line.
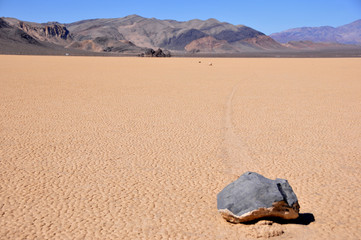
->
[1, 15, 361, 56]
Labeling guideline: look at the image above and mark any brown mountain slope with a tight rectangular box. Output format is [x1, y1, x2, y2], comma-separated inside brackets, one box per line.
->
[0, 18, 118, 55]
[0, 18, 40, 45]
[242, 35, 285, 50]
[67, 15, 284, 52]
[0, 17, 146, 55]
[185, 36, 237, 53]
[67, 37, 144, 54]
[185, 35, 284, 53]
[0, 17, 47, 54]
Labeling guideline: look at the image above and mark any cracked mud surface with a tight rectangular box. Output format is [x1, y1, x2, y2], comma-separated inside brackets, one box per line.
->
[1, 56, 360, 239]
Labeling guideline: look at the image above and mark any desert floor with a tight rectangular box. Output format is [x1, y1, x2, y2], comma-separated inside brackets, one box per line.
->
[1, 56, 360, 239]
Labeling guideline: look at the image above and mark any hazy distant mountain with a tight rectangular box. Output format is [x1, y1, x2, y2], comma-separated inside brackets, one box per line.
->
[270, 19, 361, 45]
[283, 40, 359, 50]
[67, 15, 284, 53]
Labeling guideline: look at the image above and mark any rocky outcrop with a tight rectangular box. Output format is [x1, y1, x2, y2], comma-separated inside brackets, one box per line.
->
[139, 48, 171, 57]
[44, 24, 71, 40]
[18, 21, 72, 43]
[217, 172, 300, 223]
[2, 18, 72, 45]
[154, 48, 171, 57]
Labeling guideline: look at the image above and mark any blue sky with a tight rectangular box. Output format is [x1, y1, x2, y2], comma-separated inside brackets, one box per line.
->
[1, 0, 360, 34]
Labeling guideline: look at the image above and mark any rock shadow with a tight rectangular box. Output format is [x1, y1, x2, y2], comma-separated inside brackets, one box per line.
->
[240, 213, 315, 226]
[288, 213, 315, 225]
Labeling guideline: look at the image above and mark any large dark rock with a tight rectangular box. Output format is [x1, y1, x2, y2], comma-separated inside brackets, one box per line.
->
[217, 172, 300, 223]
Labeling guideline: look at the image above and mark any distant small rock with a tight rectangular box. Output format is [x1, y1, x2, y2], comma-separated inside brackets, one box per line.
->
[217, 172, 300, 223]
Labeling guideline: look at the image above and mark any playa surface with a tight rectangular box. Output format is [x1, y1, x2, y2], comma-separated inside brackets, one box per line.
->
[1, 56, 360, 239]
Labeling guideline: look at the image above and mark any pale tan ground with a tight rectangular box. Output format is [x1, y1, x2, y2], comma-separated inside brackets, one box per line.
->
[0, 56, 360, 239]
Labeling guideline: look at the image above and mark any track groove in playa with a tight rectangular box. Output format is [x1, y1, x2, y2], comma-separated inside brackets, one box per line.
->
[223, 83, 252, 177]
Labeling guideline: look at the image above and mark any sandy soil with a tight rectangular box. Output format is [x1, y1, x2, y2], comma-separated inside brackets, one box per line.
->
[1, 56, 360, 239]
